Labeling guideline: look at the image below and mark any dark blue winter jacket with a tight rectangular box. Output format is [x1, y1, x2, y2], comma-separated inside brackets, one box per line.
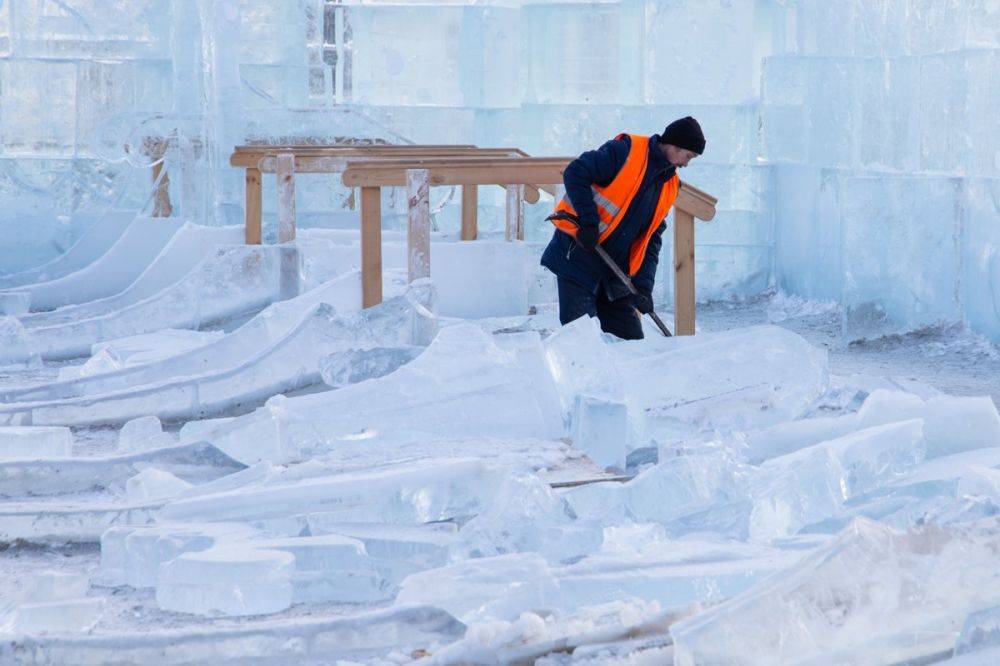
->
[540, 134, 676, 301]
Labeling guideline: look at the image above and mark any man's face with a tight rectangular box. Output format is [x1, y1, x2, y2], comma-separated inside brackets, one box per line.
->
[663, 144, 699, 168]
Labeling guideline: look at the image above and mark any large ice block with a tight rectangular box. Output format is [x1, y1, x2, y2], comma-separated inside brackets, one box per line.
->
[0, 427, 72, 461]
[395, 553, 560, 624]
[125, 468, 193, 503]
[12, 598, 105, 635]
[0, 317, 36, 365]
[162, 458, 506, 526]
[196, 324, 563, 464]
[672, 517, 1000, 665]
[614, 326, 829, 435]
[156, 546, 294, 617]
[454, 474, 603, 564]
[748, 420, 925, 540]
[255, 535, 389, 603]
[542, 316, 627, 416]
[431, 241, 529, 319]
[570, 395, 628, 471]
[117, 416, 173, 452]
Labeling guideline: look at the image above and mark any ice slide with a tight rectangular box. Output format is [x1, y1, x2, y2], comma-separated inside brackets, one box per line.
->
[0, 276, 428, 427]
[22, 243, 308, 360]
[0, 210, 136, 290]
[1, 217, 186, 312]
[18, 224, 244, 328]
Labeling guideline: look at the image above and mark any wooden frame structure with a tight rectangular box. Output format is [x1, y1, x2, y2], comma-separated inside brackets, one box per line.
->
[230, 146, 717, 336]
[229, 144, 550, 245]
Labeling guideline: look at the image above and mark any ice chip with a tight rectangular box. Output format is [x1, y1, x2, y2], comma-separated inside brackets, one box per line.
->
[118, 415, 173, 452]
[956, 605, 1000, 656]
[0, 316, 37, 365]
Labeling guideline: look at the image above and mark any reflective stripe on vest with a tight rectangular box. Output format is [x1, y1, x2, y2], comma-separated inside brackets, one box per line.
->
[551, 133, 680, 276]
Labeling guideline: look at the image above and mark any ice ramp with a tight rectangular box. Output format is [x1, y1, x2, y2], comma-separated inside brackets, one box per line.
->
[26, 244, 302, 360]
[0, 210, 136, 290]
[0, 272, 378, 404]
[2, 276, 423, 426]
[18, 224, 244, 328]
[2, 217, 185, 312]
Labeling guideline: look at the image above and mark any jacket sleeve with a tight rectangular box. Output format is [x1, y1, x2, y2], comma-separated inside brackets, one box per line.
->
[632, 221, 666, 294]
[562, 136, 631, 230]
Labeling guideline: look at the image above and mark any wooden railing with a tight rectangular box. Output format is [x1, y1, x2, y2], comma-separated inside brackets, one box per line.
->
[230, 145, 717, 335]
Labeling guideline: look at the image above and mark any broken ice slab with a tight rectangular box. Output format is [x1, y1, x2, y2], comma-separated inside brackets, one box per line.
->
[542, 315, 628, 415]
[743, 412, 859, 463]
[454, 474, 604, 564]
[162, 458, 506, 526]
[26, 244, 304, 361]
[671, 517, 1000, 666]
[431, 241, 529, 318]
[571, 395, 628, 471]
[858, 390, 1000, 459]
[0, 316, 37, 366]
[615, 325, 829, 436]
[395, 553, 560, 624]
[11, 283, 436, 427]
[319, 346, 423, 388]
[255, 535, 391, 603]
[0, 605, 464, 664]
[99, 522, 257, 588]
[748, 420, 925, 540]
[955, 605, 1000, 657]
[118, 415, 173, 452]
[56, 329, 226, 382]
[564, 449, 750, 536]
[0, 497, 162, 544]
[156, 546, 294, 617]
[304, 520, 454, 586]
[11, 598, 105, 634]
[198, 324, 564, 465]
[0, 441, 243, 499]
[0, 292, 30, 316]
[125, 468, 194, 503]
[0, 426, 73, 461]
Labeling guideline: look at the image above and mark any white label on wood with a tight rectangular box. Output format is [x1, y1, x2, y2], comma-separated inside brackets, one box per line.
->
[277, 153, 296, 243]
[505, 184, 525, 241]
[407, 168, 430, 282]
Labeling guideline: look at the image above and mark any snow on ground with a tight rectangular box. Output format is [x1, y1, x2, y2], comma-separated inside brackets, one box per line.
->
[2, 244, 1000, 665]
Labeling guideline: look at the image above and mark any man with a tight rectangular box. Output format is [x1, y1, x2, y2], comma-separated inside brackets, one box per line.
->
[541, 116, 705, 340]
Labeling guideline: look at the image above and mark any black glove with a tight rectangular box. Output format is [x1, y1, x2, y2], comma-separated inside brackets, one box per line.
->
[633, 290, 654, 314]
[575, 224, 599, 251]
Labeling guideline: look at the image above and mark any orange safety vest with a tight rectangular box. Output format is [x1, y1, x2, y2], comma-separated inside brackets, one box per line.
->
[550, 134, 679, 276]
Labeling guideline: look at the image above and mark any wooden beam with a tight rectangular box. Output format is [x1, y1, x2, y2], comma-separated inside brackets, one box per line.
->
[407, 169, 431, 282]
[231, 146, 513, 169]
[342, 162, 570, 188]
[276, 153, 296, 243]
[673, 209, 696, 336]
[505, 184, 525, 242]
[677, 181, 718, 222]
[245, 167, 262, 245]
[461, 185, 478, 241]
[360, 186, 383, 308]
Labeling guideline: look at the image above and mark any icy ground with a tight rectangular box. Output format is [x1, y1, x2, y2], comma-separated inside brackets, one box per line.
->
[3, 280, 1000, 665]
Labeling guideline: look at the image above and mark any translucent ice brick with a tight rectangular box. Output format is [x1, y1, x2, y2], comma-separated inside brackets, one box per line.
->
[0, 427, 72, 461]
[570, 395, 628, 471]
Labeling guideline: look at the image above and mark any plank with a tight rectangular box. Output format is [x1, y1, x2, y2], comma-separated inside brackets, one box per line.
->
[673, 209, 696, 336]
[360, 186, 383, 308]
[342, 163, 570, 188]
[505, 184, 525, 241]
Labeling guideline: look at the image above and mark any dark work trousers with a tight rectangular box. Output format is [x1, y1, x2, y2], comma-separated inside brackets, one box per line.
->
[556, 276, 644, 340]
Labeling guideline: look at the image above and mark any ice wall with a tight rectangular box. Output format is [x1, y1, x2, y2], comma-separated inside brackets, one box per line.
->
[765, 1, 1000, 340]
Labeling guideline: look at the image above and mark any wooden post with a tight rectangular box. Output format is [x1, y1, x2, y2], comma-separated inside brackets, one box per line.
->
[276, 153, 296, 243]
[505, 184, 525, 241]
[460, 185, 478, 241]
[143, 136, 172, 217]
[245, 167, 262, 245]
[673, 209, 696, 335]
[360, 186, 382, 308]
[407, 169, 431, 282]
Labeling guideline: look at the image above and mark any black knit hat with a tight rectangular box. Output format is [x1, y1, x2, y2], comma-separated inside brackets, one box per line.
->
[660, 116, 706, 155]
